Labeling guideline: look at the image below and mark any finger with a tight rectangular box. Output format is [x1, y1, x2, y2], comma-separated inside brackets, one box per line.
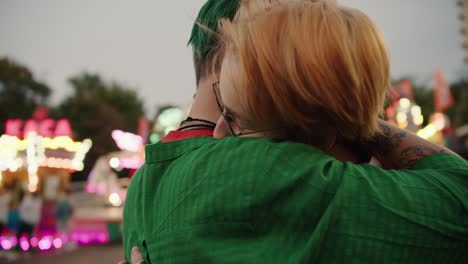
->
[131, 246, 144, 264]
[117, 260, 128, 264]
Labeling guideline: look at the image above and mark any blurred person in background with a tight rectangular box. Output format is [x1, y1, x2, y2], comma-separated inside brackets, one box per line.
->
[123, 0, 467, 263]
[16, 191, 42, 247]
[0, 187, 11, 235]
[56, 188, 73, 239]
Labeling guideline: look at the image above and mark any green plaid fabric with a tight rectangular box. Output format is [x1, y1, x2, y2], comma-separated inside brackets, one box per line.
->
[123, 137, 468, 263]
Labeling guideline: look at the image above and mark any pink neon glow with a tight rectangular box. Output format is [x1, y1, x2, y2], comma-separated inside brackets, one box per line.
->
[79, 233, 90, 244]
[53, 238, 63, 249]
[20, 239, 30, 251]
[71, 232, 79, 241]
[1, 239, 12, 250]
[0, 235, 74, 251]
[5, 118, 73, 138]
[5, 119, 22, 137]
[38, 238, 52, 251]
[98, 233, 108, 243]
[23, 120, 38, 136]
[112, 130, 143, 152]
[119, 157, 144, 169]
[10, 236, 18, 246]
[85, 183, 96, 193]
[68, 230, 110, 245]
[60, 233, 68, 244]
[39, 119, 55, 137]
[86, 182, 106, 195]
[30, 237, 38, 248]
[55, 119, 73, 137]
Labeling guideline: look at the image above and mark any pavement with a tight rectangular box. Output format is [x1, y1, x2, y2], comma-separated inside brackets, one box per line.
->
[0, 243, 124, 264]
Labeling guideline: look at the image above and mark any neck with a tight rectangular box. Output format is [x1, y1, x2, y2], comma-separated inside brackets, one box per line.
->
[183, 74, 220, 128]
[326, 143, 370, 163]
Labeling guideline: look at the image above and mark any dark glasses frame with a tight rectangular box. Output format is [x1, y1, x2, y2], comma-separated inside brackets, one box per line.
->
[212, 82, 281, 137]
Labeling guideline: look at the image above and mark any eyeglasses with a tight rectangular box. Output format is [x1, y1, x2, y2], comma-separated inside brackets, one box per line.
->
[212, 82, 237, 136]
[212, 82, 281, 137]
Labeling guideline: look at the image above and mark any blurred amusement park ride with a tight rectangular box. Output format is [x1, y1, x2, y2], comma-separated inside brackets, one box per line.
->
[85, 107, 184, 208]
[0, 106, 185, 253]
[0, 107, 93, 251]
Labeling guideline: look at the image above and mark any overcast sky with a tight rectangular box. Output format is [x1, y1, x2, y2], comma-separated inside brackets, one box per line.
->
[0, 0, 466, 115]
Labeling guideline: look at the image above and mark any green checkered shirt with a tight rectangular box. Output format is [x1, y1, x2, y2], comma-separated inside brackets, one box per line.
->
[123, 137, 468, 263]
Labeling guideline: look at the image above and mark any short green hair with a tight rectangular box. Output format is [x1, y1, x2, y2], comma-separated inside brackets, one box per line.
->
[188, 0, 241, 84]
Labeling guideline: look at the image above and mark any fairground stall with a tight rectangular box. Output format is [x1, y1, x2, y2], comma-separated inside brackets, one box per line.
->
[0, 107, 92, 251]
[86, 117, 149, 207]
[77, 117, 149, 246]
[86, 109, 184, 206]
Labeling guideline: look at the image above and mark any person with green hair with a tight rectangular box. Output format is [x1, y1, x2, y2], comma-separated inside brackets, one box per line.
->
[122, 0, 242, 262]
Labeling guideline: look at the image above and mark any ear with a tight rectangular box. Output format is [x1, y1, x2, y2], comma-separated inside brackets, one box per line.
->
[214, 116, 231, 139]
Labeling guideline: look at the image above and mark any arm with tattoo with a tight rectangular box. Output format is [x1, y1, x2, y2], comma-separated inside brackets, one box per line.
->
[365, 120, 458, 169]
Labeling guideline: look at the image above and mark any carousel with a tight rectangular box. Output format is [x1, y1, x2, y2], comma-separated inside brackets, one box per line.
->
[0, 107, 92, 251]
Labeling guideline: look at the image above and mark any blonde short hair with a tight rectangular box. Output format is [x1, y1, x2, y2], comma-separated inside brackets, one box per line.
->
[221, 0, 390, 147]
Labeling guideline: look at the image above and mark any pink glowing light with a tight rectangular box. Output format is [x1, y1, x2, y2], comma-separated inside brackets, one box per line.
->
[97, 233, 109, 243]
[30, 237, 38, 248]
[71, 232, 79, 241]
[53, 238, 63, 249]
[79, 233, 90, 244]
[10, 236, 18, 246]
[60, 233, 68, 244]
[5, 118, 72, 138]
[119, 157, 144, 169]
[55, 119, 73, 137]
[5, 119, 22, 137]
[20, 239, 30, 251]
[1, 239, 12, 250]
[112, 130, 143, 152]
[70, 229, 113, 245]
[38, 238, 52, 251]
[85, 183, 96, 193]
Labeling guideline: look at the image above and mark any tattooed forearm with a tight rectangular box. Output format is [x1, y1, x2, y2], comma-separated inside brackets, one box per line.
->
[364, 120, 456, 169]
[370, 122, 407, 157]
[397, 146, 445, 169]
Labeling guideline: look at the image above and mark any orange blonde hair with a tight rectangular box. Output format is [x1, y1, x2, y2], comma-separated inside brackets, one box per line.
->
[221, 0, 390, 147]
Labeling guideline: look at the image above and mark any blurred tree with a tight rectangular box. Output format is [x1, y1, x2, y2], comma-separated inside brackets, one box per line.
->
[53, 73, 145, 181]
[0, 57, 51, 132]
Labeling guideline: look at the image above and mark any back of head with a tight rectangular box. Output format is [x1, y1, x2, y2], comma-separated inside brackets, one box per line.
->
[188, 0, 241, 84]
[221, 0, 390, 147]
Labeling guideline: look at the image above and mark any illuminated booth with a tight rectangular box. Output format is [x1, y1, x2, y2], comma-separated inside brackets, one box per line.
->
[76, 117, 148, 246]
[86, 109, 184, 207]
[86, 129, 144, 207]
[0, 108, 91, 195]
[0, 108, 92, 251]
